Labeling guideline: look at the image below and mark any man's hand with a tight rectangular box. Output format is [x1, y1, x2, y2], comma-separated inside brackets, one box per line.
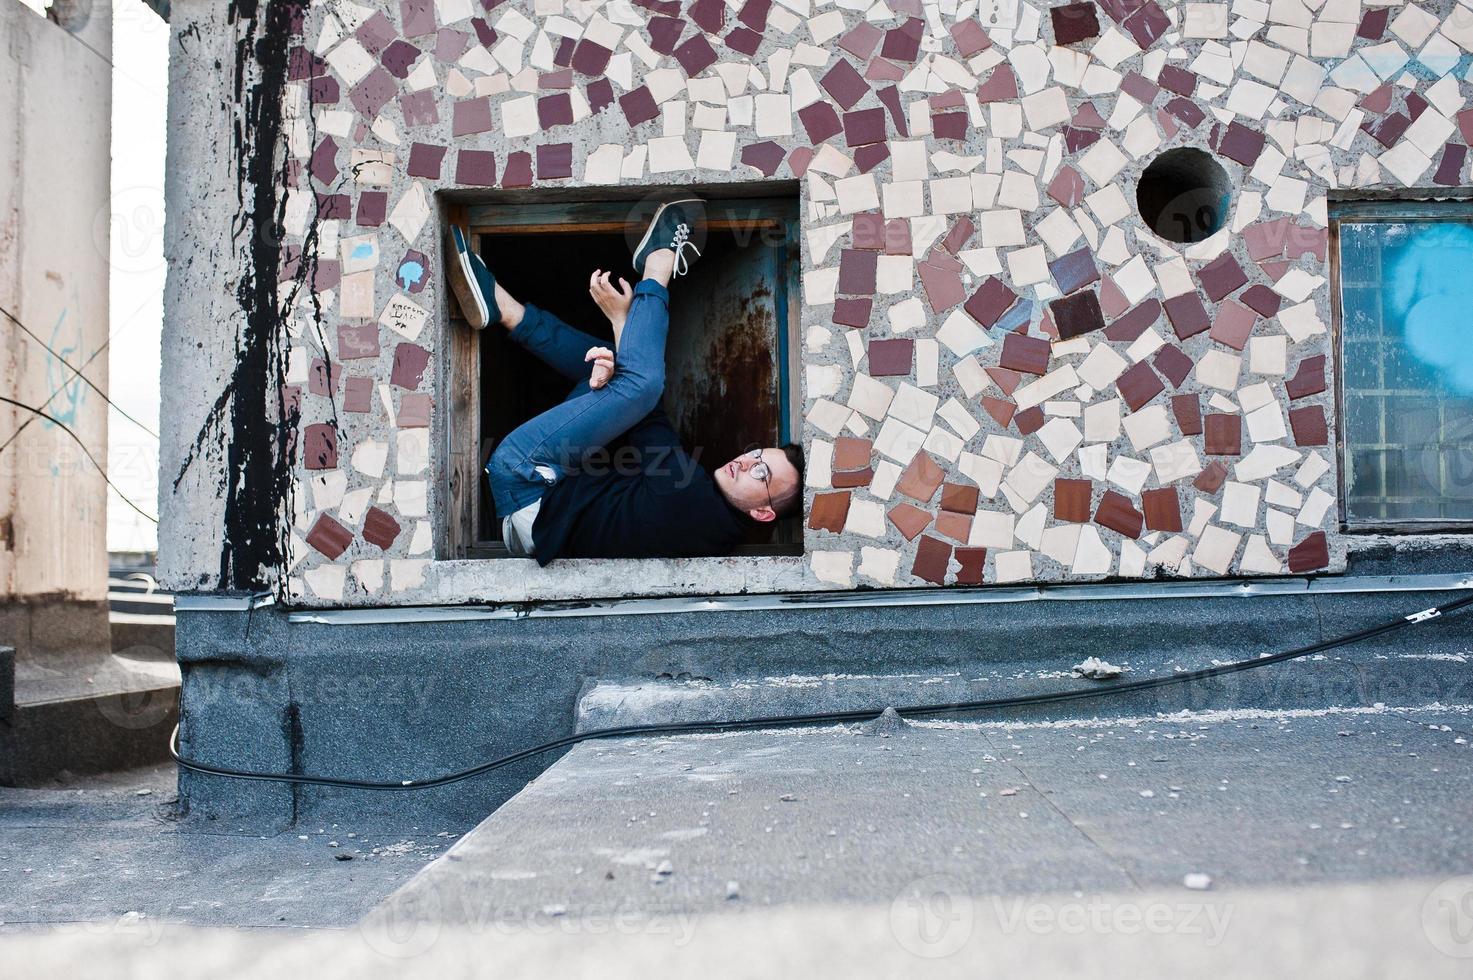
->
[589, 270, 633, 340]
[585, 346, 615, 389]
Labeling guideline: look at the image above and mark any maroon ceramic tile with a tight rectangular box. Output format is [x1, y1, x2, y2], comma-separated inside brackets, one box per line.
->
[798, 101, 843, 143]
[1121, 70, 1159, 103]
[737, 0, 771, 31]
[690, 0, 724, 31]
[454, 148, 497, 186]
[539, 68, 574, 89]
[876, 84, 910, 137]
[1172, 393, 1203, 436]
[1049, 247, 1100, 296]
[1289, 405, 1328, 446]
[1434, 143, 1467, 186]
[999, 333, 1052, 375]
[349, 67, 398, 119]
[1286, 355, 1327, 400]
[536, 143, 573, 180]
[911, 534, 953, 585]
[833, 297, 873, 328]
[1158, 64, 1197, 96]
[889, 503, 933, 540]
[1194, 459, 1228, 493]
[787, 145, 816, 179]
[1123, 0, 1169, 48]
[1357, 6, 1388, 38]
[1153, 344, 1194, 388]
[1051, 2, 1101, 43]
[950, 19, 991, 56]
[1196, 253, 1247, 301]
[310, 137, 340, 185]
[381, 40, 422, 78]
[898, 452, 946, 503]
[391, 391, 429, 427]
[362, 506, 402, 550]
[1163, 97, 1205, 128]
[940, 482, 979, 514]
[740, 140, 785, 176]
[868, 338, 913, 376]
[571, 38, 612, 75]
[942, 216, 975, 254]
[954, 547, 987, 585]
[723, 26, 763, 56]
[881, 17, 924, 61]
[1014, 406, 1046, 435]
[620, 85, 660, 127]
[1287, 531, 1329, 573]
[1240, 284, 1282, 317]
[586, 77, 615, 114]
[1050, 290, 1105, 340]
[1216, 121, 1265, 166]
[832, 467, 874, 489]
[820, 59, 870, 110]
[935, 510, 972, 544]
[306, 513, 353, 559]
[537, 92, 574, 128]
[883, 219, 913, 255]
[647, 17, 684, 54]
[851, 211, 886, 250]
[833, 437, 873, 470]
[1055, 478, 1093, 523]
[1204, 414, 1241, 456]
[1117, 362, 1164, 412]
[964, 277, 1020, 329]
[391, 343, 430, 390]
[399, 89, 439, 127]
[1359, 83, 1394, 114]
[976, 63, 1018, 102]
[1048, 166, 1086, 207]
[674, 33, 719, 75]
[838, 21, 883, 58]
[316, 193, 351, 221]
[931, 111, 968, 140]
[309, 358, 343, 394]
[451, 97, 493, 136]
[1063, 125, 1101, 153]
[1210, 299, 1256, 350]
[808, 491, 851, 532]
[982, 396, 1016, 428]
[837, 248, 879, 295]
[1141, 487, 1182, 532]
[843, 107, 888, 146]
[1095, 490, 1143, 539]
[343, 375, 373, 413]
[338, 324, 379, 360]
[987, 367, 1023, 395]
[502, 150, 534, 188]
[303, 423, 338, 470]
[1104, 298, 1162, 342]
[1163, 293, 1210, 340]
[356, 191, 387, 227]
[918, 261, 965, 312]
[434, 27, 470, 62]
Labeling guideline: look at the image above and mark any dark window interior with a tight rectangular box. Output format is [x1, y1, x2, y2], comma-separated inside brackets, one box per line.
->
[471, 199, 800, 556]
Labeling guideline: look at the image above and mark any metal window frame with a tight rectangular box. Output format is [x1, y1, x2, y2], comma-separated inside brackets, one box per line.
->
[1328, 194, 1473, 535]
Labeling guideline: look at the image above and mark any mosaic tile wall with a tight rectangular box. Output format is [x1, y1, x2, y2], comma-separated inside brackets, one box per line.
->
[252, 0, 1473, 602]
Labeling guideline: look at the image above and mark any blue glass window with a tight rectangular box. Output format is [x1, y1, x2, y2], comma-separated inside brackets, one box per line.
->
[1333, 201, 1473, 527]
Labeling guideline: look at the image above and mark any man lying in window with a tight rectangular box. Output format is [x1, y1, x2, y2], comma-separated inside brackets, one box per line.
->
[447, 198, 804, 564]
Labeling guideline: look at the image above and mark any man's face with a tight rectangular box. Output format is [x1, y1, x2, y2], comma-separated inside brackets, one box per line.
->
[714, 447, 800, 522]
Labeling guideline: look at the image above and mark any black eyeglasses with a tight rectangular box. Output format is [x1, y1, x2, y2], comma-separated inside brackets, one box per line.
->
[741, 443, 774, 511]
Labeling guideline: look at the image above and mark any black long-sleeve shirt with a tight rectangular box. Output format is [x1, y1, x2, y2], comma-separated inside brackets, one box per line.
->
[530, 407, 750, 564]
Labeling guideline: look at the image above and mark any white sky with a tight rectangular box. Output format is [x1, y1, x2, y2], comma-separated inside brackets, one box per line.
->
[105, 0, 169, 554]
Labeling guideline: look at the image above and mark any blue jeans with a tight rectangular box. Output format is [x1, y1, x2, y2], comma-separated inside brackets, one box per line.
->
[486, 279, 669, 518]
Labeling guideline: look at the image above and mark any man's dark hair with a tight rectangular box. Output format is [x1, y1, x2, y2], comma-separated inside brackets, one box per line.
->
[776, 442, 805, 517]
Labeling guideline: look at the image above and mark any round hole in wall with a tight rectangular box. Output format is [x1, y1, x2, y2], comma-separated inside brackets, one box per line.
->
[1135, 148, 1232, 245]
